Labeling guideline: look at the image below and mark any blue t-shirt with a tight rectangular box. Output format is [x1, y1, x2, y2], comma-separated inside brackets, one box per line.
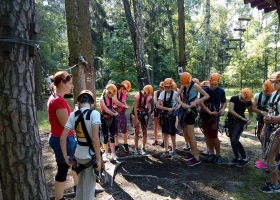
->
[200, 87, 226, 111]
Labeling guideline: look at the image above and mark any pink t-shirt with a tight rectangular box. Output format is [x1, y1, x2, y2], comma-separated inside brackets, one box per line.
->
[134, 92, 152, 110]
[114, 91, 127, 112]
[100, 96, 113, 114]
[47, 94, 73, 137]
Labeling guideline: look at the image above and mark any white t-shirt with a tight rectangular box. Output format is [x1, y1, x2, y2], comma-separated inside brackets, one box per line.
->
[254, 92, 270, 110]
[158, 91, 178, 108]
[65, 107, 101, 159]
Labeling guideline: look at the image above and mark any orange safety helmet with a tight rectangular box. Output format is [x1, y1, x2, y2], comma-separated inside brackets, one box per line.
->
[262, 80, 274, 95]
[143, 85, 154, 95]
[270, 71, 280, 82]
[159, 81, 164, 88]
[77, 90, 94, 103]
[180, 72, 192, 85]
[240, 88, 253, 101]
[121, 80, 132, 91]
[172, 82, 177, 90]
[106, 84, 117, 95]
[164, 78, 174, 86]
[209, 73, 221, 84]
[192, 78, 200, 85]
[200, 80, 210, 87]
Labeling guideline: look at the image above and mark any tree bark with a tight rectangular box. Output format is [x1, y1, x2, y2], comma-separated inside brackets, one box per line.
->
[77, 0, 96, 107]
[204, 0, 211, 80]
[177, 0, 186, 72]
[0, 1, 48, 199]
[65, 0, 86, 105]
[123, 0, 137, 56]
[132, 0, 149, 89]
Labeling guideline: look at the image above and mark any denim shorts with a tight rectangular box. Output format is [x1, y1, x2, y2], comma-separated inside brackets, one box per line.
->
[48, 135, 76, 164]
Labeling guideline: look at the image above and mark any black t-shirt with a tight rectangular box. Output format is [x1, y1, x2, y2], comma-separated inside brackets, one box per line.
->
[228, 96, 252, 119]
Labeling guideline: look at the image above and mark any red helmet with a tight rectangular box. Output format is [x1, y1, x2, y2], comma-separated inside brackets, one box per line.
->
[164, 78, 174, 86]
[121, 80, 132, 91]
[192, 78, 200, 85]
[106, 84, 117, 95]
[77, 90, 94, 102]
[143, 85, 154, 95]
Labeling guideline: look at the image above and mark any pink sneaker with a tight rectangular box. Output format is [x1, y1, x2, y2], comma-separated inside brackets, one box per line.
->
[186, 157, 201, 166]
[185, 153, 194, 161]
[255, 160, 267, 169]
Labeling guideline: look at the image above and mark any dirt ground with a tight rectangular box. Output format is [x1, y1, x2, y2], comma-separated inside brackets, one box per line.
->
[41, 118, 277, 200]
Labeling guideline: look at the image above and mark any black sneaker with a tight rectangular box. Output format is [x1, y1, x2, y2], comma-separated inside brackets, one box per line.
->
[123, 144, 129, 153]
[215, 155, 222, 164]
[229, 158, 240, 165]
[205, 154, 216, 163]
[236, 159, 249, 167]
[260, 182, 280, 193]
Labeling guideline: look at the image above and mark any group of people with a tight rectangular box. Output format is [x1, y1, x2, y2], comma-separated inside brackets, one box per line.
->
[46, 70, 280, 200]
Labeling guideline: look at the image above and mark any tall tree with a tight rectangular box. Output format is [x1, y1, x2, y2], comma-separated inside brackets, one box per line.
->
[65, 0, 86, 104]
[77, 0, 96, 102]
[0, 1, 48, 199]
[204, 0, 210, 79]
[178, 0, 186, 72]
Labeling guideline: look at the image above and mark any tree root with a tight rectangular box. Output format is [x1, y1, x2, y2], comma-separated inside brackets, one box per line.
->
[120, 173, 158, 179]
[182, 182, 194, 195]
[110, 161, 125, 187]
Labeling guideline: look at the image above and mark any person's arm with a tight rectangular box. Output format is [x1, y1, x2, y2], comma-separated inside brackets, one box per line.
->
[175, 85, 188, 109]
[219, 101, 227, 116]
[133, 96, 139, 127]
[60, 127, 72, 166]
[228, 102, 247, 121]
[100, 97, 117, 116]
[246, 105, 253, 125]
[191, 83, 209, 108]
[91, 124, 101, 171]
[154, 91, 158, 106]
[56, 108, 69, 126]
[113, 95, 128, 108]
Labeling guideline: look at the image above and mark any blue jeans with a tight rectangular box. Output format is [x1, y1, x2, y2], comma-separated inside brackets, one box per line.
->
[48, 135, 76, 164]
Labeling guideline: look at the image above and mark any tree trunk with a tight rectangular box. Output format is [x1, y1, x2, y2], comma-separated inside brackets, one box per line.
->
[177, 0, 186, 72]
[132, 0, 149, 89]
[123, 0, 137, 56]
[65, 0, 86, 105]
[77, 0, 96, 107]
[204, 0, 210, 80]
[0, 1, 48, 199]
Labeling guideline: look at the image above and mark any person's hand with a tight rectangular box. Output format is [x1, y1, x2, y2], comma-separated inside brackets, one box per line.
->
[66, 156, 74, 166]
[167, 108, 172, 112]
[182, 103, 189, 109]
[124, 105, 128, 109]
[113, 112, 119, 116]
[219, 109, 225, 116]
[246, 119, 251, 125]
[209, 111, 218, 115]
[133, 120, 139, 128]
[95, 159, 102, 172]
[190, 101, 197, 108]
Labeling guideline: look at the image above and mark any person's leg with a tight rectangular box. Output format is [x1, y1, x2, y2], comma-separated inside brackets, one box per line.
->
[229, 122, 243, 159]
[54, 181, 66, 200]
[187, 124, 199, 159]
[171, 135, 176, 152]
[268, 138, 279, 186]
[154, 116, 159, 143]
[54, 164, 69, 200]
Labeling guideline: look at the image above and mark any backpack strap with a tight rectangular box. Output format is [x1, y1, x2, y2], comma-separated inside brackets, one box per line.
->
[138, 92, 147, 109]
[257, 92, 263, 109]
[74, 109, 95, 152]
[183, 81, 195, 103]
[163, 91, 174, 108]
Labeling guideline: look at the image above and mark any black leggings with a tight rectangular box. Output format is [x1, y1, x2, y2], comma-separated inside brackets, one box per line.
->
[101, 116, 116, 144]
[228, 120, 246, 159]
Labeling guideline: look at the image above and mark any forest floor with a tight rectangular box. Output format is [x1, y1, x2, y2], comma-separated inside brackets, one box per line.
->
[41, 117, 279, 200]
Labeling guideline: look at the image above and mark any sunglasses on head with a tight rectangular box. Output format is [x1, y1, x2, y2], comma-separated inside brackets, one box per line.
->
[62, 74, 72, 83]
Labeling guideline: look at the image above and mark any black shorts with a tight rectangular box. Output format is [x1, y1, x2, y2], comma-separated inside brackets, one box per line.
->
[161, 114, 176, 136]
[184, 108, 197, 125]
[154, 108, 160, 118]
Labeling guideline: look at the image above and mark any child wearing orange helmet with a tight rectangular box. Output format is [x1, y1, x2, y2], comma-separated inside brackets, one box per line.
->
[227, 88, 253, 167]
[152, 81, 165, 146]
[131, 85, 154, 155]
[259, 72, 280, 193]
[100, 84, 119, 162]
[113, 80, 131, 153]
[175, 72, 210, 166]
[252, 80, 274, 169]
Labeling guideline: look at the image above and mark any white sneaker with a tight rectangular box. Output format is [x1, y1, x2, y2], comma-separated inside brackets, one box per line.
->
[102, 154, 109, 162]
[111, 153, 118, 161]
